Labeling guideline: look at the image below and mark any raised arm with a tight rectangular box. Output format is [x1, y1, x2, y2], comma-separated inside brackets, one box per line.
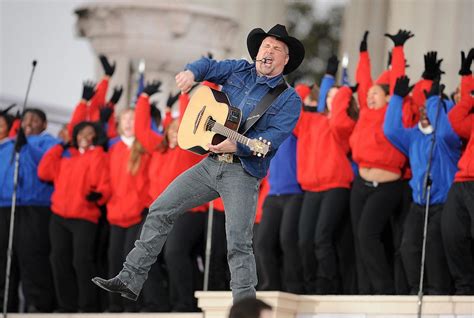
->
[163, 91, 180, 128]
[88, 76, 110, 122]
[184, 58, 251, 87]
[134, 81, 164, 153]
[317, 56, 338, 113]
[459, 49, 474, 101]
[99, 86, 123, 139]
[356, 31, 372, 111]
[425, 94, 460, 146]
[384, 29, 414, 94]
[329, 86, 356, 143]
[412, 51, 444, 110]
[448, 50, 474, 139]
[383, 76, 413, 156]
[88, 55, 116, 120]
[68, 80, 95, 137]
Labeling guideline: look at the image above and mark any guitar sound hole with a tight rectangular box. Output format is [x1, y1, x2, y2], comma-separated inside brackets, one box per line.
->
[205, 116, 215, 131]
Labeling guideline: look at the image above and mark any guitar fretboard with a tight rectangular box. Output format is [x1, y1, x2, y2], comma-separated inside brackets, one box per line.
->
[210, 121, 250, 146]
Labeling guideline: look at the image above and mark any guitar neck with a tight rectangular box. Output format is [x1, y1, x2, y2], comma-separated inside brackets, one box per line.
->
[211, 122, 251, 146]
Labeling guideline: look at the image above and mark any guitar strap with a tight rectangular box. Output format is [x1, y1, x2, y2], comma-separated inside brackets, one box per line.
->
[239, 81, 288, 135]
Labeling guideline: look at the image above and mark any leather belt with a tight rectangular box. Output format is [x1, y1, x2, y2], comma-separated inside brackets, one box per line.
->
[209, 153, 241, 164]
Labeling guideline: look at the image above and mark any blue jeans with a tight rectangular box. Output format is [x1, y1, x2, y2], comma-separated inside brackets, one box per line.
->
[117, 156, 260, 301]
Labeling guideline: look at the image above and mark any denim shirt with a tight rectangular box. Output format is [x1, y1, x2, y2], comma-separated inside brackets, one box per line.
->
[186, 58, 302, 179]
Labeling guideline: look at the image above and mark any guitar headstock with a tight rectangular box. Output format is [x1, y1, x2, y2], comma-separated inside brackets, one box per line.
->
[249, 137, 271, 157]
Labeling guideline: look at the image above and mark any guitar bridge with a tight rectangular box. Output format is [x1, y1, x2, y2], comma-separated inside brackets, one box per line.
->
[193, 106, 206, 134]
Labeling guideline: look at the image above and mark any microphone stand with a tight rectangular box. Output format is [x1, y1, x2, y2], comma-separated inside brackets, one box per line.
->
[3, 61, 37, 318]
[417, 89, 443, 318]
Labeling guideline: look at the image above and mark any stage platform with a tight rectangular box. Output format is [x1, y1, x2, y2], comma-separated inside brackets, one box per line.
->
[6, 292, 473, 318]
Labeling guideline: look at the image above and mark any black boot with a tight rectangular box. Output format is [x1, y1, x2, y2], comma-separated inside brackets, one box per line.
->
[91, 277, 138, 301]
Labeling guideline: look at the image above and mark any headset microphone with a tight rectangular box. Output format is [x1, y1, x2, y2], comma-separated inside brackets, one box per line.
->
[255, 58, 268, 63]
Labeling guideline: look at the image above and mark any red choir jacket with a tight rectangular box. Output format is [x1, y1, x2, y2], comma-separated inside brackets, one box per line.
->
[295, 87, 356, 191]
[448, 75, 474, 182]
[107, 139, 152, 227]
[351, 45, 407, 175]
[38, 145, 111, 223]
[134, 95, 165, 153]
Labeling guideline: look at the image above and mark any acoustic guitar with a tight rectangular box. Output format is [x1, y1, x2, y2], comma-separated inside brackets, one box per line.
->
[177, 86, 270, 157]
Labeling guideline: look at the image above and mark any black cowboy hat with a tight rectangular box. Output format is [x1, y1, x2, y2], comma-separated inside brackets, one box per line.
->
[247, 24, 305, 75]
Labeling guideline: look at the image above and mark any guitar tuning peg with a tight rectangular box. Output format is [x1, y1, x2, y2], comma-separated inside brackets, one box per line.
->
[257, 153, 262, 157]
[259, 137, 262, 140]
[267, 141, 271, 145]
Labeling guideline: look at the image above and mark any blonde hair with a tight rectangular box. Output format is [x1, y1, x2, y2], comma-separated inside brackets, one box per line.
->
[158, 119, 179, 153]
[118, 107, 146, 176]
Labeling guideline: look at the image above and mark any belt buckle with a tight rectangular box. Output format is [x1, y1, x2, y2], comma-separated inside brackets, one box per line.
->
[217, 153, 234, 163]
[364, 180, 379, 188]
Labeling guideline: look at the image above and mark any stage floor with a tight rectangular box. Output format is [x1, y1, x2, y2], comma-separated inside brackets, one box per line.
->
[5, 292, 474, 318]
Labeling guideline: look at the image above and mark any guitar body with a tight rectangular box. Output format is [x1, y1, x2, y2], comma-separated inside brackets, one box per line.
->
[178, 86, 242, 155]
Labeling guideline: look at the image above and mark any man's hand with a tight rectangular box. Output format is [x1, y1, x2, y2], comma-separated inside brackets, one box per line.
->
[207, 139, 237, 154]
[175, 70, 196, 94]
